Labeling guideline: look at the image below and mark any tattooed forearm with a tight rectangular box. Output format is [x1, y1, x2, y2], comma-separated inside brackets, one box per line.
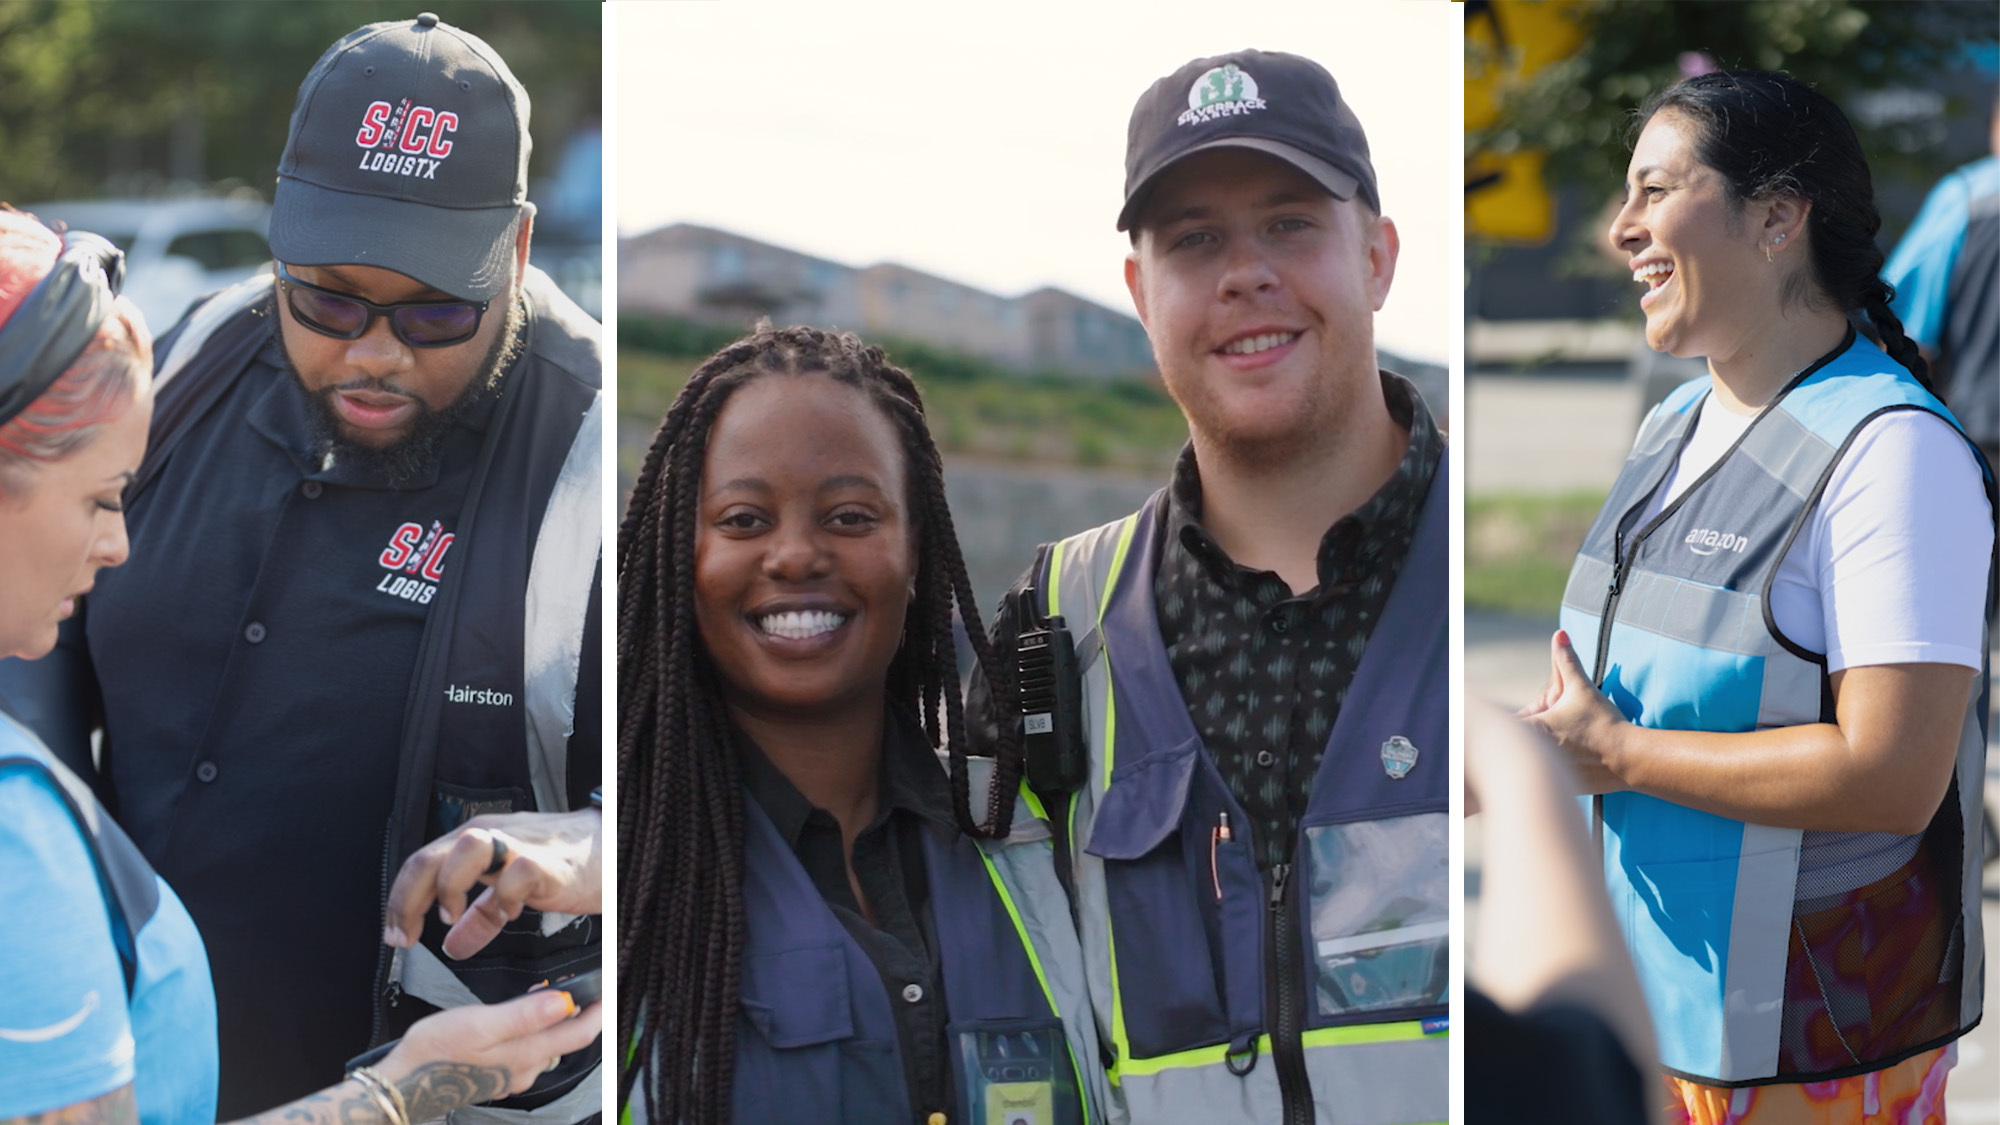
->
[3, 1083, 137, 1125]
[397, 1061, 514, 1122]
[220, 1060, 514, 1125]
[236, 1080, 383, 1125]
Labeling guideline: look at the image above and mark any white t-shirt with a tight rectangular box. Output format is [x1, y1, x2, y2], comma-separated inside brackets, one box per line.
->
[1641, 398, 1989, 673]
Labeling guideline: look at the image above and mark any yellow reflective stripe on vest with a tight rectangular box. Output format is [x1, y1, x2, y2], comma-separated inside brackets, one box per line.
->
[1116, 1020, 1444, 1078]
[1047, 538, 1067, 620]
[974, 838, 1095, 1125]
[1018, 781, 1050, 823]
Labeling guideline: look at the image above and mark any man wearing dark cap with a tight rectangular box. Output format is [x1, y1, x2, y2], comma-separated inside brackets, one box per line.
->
[972, 50, 1446, 1123]
[0, 14, 602, 1119]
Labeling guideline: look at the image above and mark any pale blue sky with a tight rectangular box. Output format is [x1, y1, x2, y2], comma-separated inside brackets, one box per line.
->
[613, 1, 1461, 365]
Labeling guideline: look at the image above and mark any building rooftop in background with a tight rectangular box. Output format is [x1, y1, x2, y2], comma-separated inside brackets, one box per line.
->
[618, 222, 1155, 378]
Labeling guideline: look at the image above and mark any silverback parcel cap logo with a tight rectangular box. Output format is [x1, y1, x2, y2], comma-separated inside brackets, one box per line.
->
[1381, 735, 1418, 779]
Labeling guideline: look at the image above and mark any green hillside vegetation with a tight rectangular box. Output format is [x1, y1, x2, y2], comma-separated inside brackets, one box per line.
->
[618, 316, 1188, 484]
[1465, 490, 1606, 616]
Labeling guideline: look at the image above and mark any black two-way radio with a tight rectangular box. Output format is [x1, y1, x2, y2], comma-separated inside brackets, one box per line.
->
[1016, 582, 1085, 793]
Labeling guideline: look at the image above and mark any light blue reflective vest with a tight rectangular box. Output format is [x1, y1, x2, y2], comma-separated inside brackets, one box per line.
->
[1559, 333, 1991, 1085]
[1039, 460, 1449, 1125]
[628, 759, 1107, 1125]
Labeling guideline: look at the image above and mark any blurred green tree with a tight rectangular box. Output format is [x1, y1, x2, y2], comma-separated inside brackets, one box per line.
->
[0, 0, 598, 204]
[1469, 0, 1998, 199]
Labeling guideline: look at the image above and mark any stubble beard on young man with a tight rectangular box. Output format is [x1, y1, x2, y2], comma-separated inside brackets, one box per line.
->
[278, 294, 526, 488]
[1176, 344, 1381, 478]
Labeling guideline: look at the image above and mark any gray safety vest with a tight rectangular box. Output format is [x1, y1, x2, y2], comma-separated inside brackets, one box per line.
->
[1559, 332, 1991, 1085]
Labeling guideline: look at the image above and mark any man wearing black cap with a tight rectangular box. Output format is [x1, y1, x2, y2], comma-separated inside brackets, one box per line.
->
[972, 51, 1446, 1123]
[0, 14, 602, 1120]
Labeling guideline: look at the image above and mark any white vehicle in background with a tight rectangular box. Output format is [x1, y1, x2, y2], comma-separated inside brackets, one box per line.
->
[22, 196, 271, 335]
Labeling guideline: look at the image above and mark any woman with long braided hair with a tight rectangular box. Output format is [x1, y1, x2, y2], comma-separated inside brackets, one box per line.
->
[1520, 71, 1993, 1123]
[617, 324, 1103, 1124]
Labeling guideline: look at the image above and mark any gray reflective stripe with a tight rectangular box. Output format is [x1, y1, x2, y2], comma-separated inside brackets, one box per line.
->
[1634, 396, 1697, 458]
[523, 394, 601, 814]
[1048, 513, 1136, 1120]
[397, 942, 482, 1008]
[446, 1068, 600, 1125]
[1561, 555, 1615, 614]
[1607, 571, 1783, 657]
[1118, 1036, 1446, 1125]
[1956, 704, 1987, 1027]
[958, 757, 1117, 1124]
[1755, 653, 1822, 730]
[1718, 823, 1800, 1080]
[1739, 407, 1835, 502]
[154, 275, 268, 393]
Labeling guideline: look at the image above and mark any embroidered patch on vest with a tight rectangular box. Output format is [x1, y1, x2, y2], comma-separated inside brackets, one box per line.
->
[1381, 735, 1419, 779]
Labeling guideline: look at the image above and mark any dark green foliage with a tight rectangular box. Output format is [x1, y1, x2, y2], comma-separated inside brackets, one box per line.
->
[1469, 0, 1997, 199]
[0, 0, 599, 202]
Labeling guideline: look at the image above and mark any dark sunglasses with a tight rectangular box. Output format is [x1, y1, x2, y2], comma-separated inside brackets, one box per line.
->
[276, 264, 489, 348]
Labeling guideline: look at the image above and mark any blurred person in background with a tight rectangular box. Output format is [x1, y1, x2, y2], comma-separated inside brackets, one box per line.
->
[0, 14, 603, 1119]
[1884, 94, 1998, 475]
[0, 208, 600, 1125]
[617, 324, 1104, 1124]
[1525, 70, 1993, 1124]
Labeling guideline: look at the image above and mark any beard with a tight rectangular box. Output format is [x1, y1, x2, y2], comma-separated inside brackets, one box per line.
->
[279, 295, 526, 488]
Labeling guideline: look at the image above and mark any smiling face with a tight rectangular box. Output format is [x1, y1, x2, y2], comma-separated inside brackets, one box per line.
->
[0, 382, 151, 660]
[1611, 110, 1782, 361]
[693, 372, 916, 726]
[1125, 147, 1397, 468]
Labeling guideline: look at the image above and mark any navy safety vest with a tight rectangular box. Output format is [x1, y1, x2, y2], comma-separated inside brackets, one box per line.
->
[1040, 456, 1449, 1125]
[1559, 332, 1992, 1086]
[627, 759, 1108, 1125]
[144, 270, 603, 1121]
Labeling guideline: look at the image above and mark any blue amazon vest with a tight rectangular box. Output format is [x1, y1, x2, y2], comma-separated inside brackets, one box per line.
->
[1559, 333, 1991, 1085]
[1046, 457, 1449, 1125]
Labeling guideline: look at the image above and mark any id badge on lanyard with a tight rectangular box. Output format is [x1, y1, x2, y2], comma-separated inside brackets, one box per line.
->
[952, 1019, 1078, 1125]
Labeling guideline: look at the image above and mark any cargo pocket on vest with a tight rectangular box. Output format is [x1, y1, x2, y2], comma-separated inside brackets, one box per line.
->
[1299, 810, 1447, 1018]
[735, 943, 898, 1122]
[1083, 734, 1230, 1058]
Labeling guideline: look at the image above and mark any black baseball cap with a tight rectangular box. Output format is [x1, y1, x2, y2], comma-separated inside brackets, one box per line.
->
[269, 13, 532, 302]
[1118, 50, 1378, 232]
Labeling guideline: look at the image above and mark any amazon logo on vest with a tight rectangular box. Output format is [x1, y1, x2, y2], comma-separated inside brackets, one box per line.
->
[375, 519, 454, 605]
[1684, 527, 1750, 556]
[354, 98, 458, 180]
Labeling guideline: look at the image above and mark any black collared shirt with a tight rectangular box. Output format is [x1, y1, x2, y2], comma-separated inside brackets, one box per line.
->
[740, 706, 958, 1121]
[1155, 371, 1443, 869]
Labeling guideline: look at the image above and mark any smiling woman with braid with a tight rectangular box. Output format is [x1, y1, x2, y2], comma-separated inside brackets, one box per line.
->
[617, 325, 1104, 1125]
[1520, 72, 1993, 1123]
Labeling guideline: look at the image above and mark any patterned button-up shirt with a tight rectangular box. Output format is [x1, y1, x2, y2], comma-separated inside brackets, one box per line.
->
[1155, 371, 1443, 869]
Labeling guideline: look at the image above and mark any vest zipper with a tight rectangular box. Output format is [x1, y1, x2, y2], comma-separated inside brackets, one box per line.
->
[1267, 861, 1311, 1124]
[367, 820, 399, 1047]
[1592, 528, 1626, 685]
[1587, 529, 1630, 847]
